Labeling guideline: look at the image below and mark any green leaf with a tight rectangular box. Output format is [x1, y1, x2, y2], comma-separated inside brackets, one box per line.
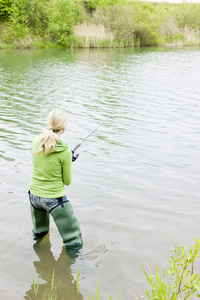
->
[193, 283, 200, 291]
[76, 267, 80, 295]
[51, 268, 55, 292]
[129, 290, 139, 300]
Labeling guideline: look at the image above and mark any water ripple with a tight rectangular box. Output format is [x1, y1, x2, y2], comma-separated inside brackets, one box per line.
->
[0, 47, 200, 299]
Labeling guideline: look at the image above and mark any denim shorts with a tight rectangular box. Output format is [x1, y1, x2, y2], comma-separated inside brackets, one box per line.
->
[29, 192, 68, 213]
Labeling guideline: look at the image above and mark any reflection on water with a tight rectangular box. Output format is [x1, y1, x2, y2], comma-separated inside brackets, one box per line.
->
[25, 236, 83, 300]
[0, 46, 200, 299]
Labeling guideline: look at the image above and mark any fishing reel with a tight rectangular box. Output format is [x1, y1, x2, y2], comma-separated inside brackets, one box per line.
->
[71, 149, 79, 162]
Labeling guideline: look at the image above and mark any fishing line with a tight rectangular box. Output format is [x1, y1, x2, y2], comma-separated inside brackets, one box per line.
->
[72, 112, 114, 153]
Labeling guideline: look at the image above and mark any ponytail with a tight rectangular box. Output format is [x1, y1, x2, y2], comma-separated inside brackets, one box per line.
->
[37, 108, 68, 156]
[37, 130, 59, 156]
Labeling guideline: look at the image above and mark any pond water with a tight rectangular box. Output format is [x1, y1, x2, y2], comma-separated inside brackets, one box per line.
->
[0, 46, 200, 299]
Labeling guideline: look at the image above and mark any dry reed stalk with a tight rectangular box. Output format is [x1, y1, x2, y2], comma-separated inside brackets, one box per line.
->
[183, 25, 200, 45]
[160, 19, 181, 37]
[73, 21, 114, 47]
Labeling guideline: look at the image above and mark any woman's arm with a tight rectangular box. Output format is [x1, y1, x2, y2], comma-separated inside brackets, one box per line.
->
[62, 148, 72, 186]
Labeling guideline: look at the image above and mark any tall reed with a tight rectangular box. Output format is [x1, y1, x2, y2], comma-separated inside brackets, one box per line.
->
[183, 25, 200, 46]
[73, 21, 114, 48]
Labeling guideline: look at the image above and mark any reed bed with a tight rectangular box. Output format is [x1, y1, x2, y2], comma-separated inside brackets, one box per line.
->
[183, 25, 200, 46]
[73, 21, 114, 48]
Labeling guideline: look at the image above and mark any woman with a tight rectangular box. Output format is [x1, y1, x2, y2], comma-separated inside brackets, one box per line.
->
[29, 108, 82, 250]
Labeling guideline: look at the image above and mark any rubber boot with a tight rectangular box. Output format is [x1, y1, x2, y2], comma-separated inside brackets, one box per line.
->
[50, 202, 83, 250]
[30, 204, 49, 240]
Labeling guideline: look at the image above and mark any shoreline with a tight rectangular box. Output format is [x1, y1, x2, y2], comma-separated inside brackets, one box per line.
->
[0, 1, 200, 49]
[0, 42, 199, 50]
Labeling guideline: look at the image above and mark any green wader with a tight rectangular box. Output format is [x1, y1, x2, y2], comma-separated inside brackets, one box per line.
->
[30, 202, 82, 250]
[30, 205, 49, 239]
[50, 202, 83, 250]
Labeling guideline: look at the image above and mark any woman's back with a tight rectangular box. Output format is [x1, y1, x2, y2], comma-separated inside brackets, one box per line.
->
[30, 135, 72, 198]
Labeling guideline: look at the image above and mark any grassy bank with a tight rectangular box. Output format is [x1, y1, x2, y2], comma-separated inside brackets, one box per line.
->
[0, 0, 200, 48]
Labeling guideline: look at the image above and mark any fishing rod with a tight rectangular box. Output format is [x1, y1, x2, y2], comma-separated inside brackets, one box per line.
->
[71, 112, 113, 160]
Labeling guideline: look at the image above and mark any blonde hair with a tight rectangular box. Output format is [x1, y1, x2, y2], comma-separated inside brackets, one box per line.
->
[37, 108, 68, 156]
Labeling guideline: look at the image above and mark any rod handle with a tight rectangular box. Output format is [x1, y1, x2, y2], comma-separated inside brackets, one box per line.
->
[72, 143, 81, 152]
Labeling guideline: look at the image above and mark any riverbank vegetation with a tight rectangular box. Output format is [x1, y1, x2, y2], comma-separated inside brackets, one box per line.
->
[0, 0, 200, 48]
[29, 238, 200, 299]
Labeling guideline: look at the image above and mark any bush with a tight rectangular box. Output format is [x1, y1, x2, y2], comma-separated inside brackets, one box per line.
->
[45, 0, 83, 45]
[2, 23, 30, 44]
[171, 3, 200, 29]
[92, 6, 136, 42]
[0, 0, 12, 20]
[83, 0, 100, 12]
[1, 0, 84, 46]
[91, 2, 162, 46]
[8, 0, 48, 35]
[133, 238, 200, 300]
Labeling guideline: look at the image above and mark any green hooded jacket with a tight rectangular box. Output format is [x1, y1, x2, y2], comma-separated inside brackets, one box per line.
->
[30, 135, 72, 198]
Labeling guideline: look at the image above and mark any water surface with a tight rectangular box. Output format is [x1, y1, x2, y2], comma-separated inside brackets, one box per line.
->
[0, 46, 200, 299]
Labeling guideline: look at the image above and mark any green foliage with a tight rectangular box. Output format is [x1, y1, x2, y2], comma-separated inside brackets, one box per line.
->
[76, 238, 200, 299]
[170, 3, 200, 29]
[8, 0, 48, 35]
[0, 0, 83, 46]
[2, 23, 29, 44]
[132, 3, 162, 46]
[1, 0, 31, 43]
[0, 0, 12, 20]
[98, 0, 127, 9]
[45, 0, 83, 45]
[137, 237, 200, 300]
[9, 0, 30, 27]
[83, 0, 126, 13]
[92, 2, 162, 46]
[1, 0, 200, 48]
[92, 5, 136, 42]
[84, 0, 100, 12]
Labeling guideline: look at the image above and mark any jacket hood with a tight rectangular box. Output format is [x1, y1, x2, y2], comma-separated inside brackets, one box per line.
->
[55, 139, 69, 152]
